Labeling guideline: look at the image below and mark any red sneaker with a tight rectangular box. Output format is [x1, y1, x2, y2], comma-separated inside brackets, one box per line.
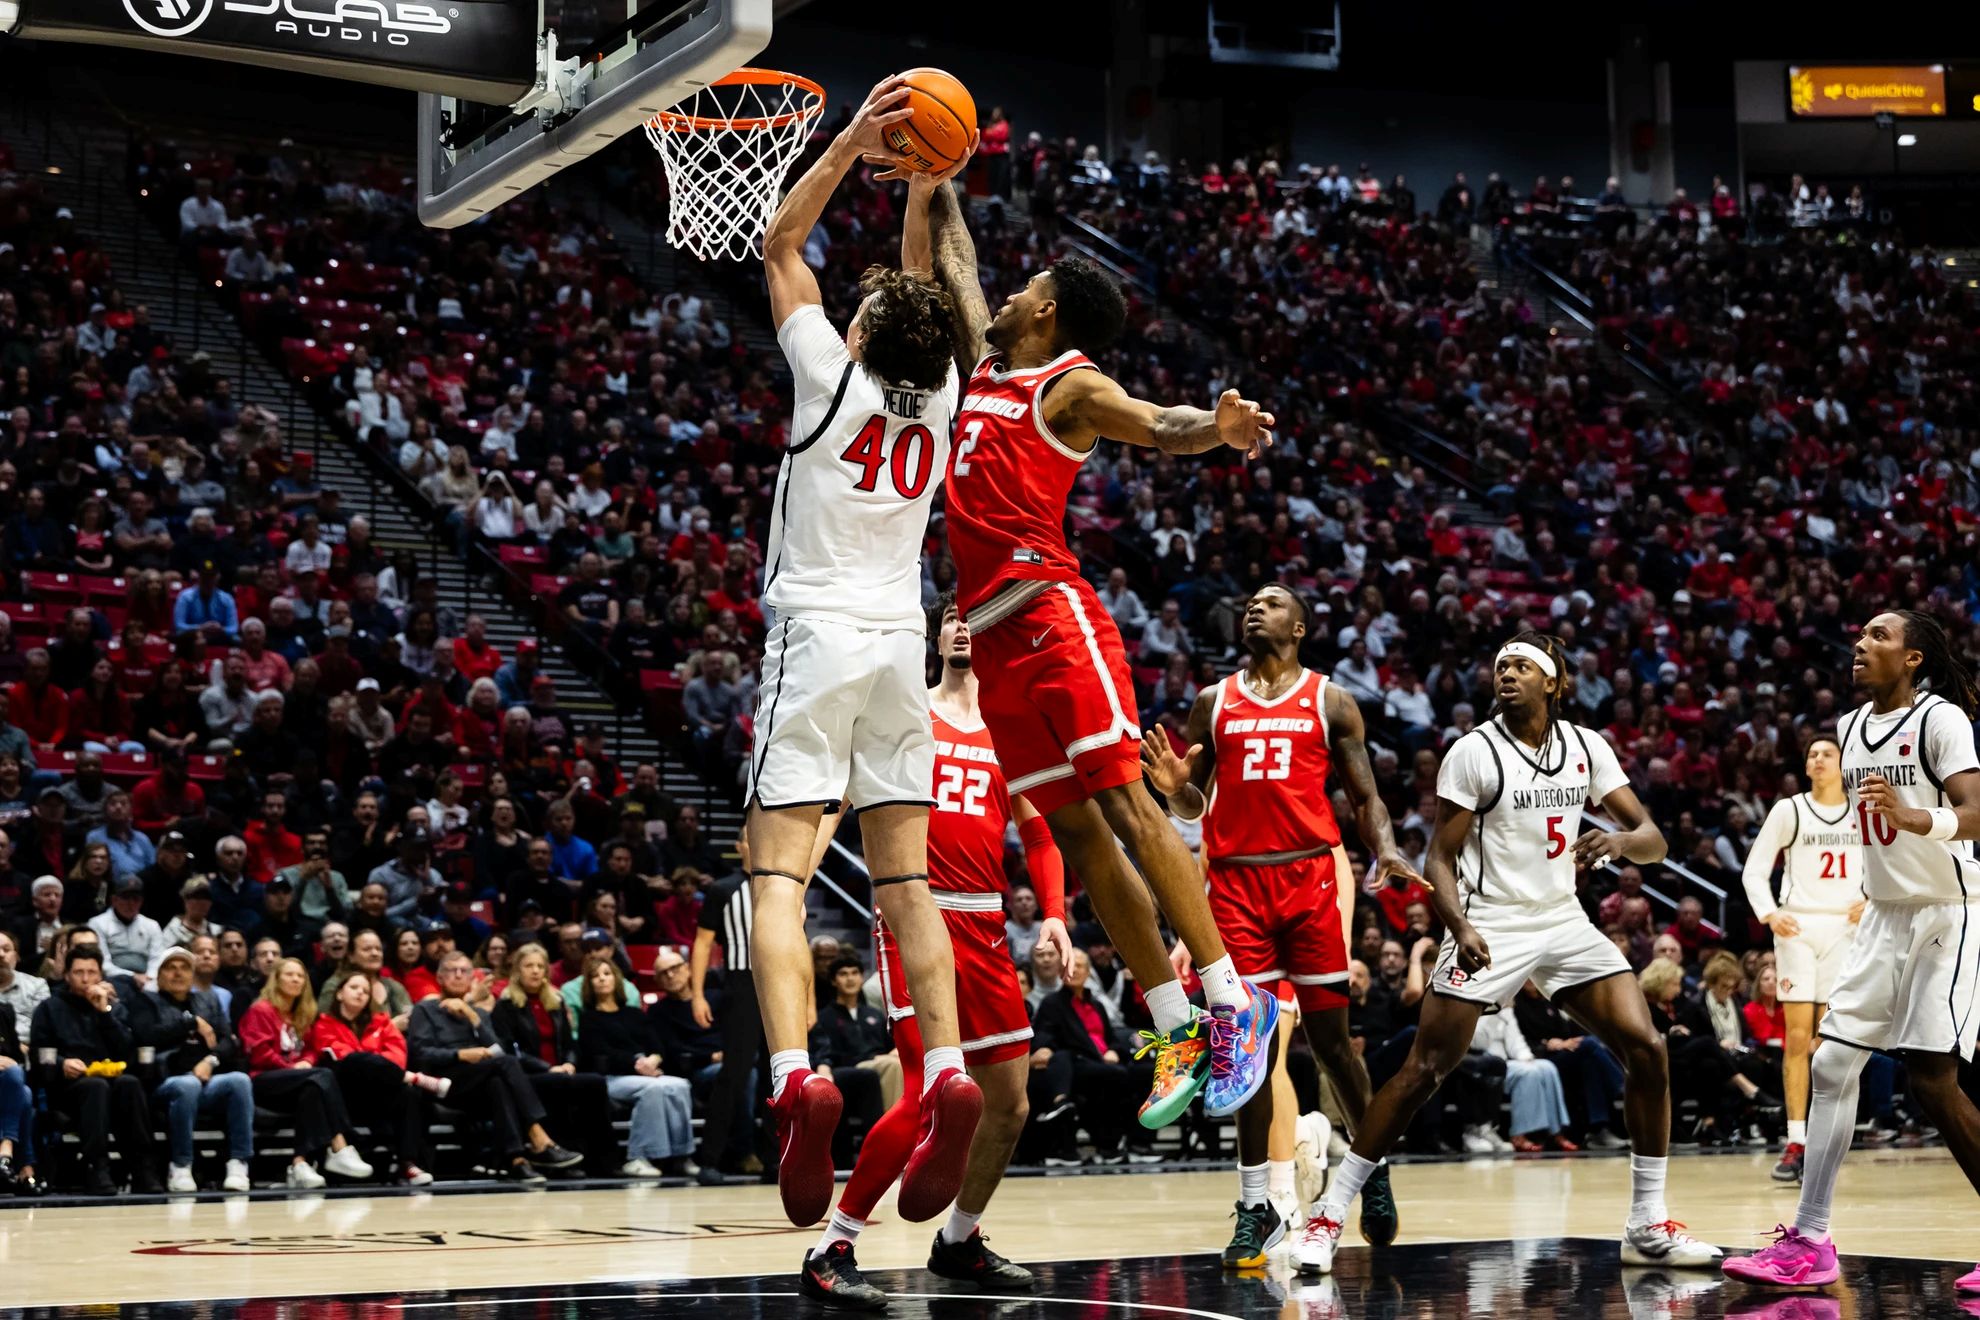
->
[772, 1070, 842, 1226]
[896, 1068, 983, 1222]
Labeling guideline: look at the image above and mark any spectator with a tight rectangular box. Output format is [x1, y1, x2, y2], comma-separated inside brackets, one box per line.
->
[488, 941, 612, 1165]
[1471, 1003, 1576, 1152]
[1028, 949, 1156, 1163]
[144, 945, 254, 1192]
[0, 929, 49, 1043]
[1140, 599, 1191, 665]
[1664, 896, 1721, 962]
[9, 650, 68, 750]
[31, 947, 160, 1193]
[198, 654, 258, 749]
[306, 969, 446, 1185]
[1097, 567, 1150, 639]
[369, 830, 440, 924]
[173, 563, 239, 641]
[87, 875, 167, 983]
[321, 928, 414, 1024]
[208, 837, 264, 934]
[575, 955, 696, 1177]
[237, 958, 377, 1187]
[280, 830, 352, 924]
[158, 877, 219, 955]
[177, 178, 229, 243]
[86, 790, 155, 879]
[12, 877, 66, 972]
[1004, 885, 1043, 968]
[1513, 983, 1627, 1149]
[0, 954, 45, 1194]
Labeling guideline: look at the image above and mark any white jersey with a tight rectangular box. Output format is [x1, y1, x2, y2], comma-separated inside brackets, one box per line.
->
[1741, 793, 1863, 919]
[765, 304, 958, 630]
[1839, 695, 1980, 903]
[1437, 717, 1630, 908]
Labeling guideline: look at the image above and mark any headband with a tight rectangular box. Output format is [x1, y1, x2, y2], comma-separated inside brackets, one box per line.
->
[1496, 641, 1558, 679]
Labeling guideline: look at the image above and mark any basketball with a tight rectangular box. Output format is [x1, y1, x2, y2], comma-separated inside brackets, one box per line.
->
[886, 66, 977, 173]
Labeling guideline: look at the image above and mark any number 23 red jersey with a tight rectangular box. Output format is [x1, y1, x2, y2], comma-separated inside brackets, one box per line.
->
[944, 351, 1098, 615]
[1204, 669, 1343, 861]
[929, 709, 1013, 894]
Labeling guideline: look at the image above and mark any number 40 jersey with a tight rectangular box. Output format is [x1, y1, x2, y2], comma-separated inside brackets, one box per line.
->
[1204, 669, 1344, 862]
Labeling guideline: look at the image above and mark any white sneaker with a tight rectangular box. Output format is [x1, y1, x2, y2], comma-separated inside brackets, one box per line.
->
[167, 1164, 197, 1194]
[1269, 1189, 1304, 1235]
[1489, 1132, 1514, 1153]
[223, 1160, 252, 1193]
[402, 1165, 434, 1187]
[324, 1146, 374, 1180]
[1293, 1111, 1332, 1212]
[1461, 1127, 1498, 1154]
[621, 1158, 662, 1178]
[1292, 1213, 1344, 1275]
[286, 1161, 326, 1190]
[1621, 1219, 1723, 1268]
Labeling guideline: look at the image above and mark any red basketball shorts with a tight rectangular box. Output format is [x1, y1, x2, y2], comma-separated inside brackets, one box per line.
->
[971, 578, 1144, 815]
[875, 897, 1033, 1065]
[1206, 852, 1348, 1011]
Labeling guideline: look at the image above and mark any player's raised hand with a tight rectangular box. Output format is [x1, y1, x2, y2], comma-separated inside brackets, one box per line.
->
[1570, 827, 1627, 869]
[1213, 389, 1275, 458]
[841, 76, 916, 164]
[1858, 772, 1929, 834]
[866, 129, 978, 186]
[1039, 916, 1074, 972]
[1140, 727, 1202, 796]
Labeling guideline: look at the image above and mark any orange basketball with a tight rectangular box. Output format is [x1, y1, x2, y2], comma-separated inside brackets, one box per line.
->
[886, 67, 977, 173]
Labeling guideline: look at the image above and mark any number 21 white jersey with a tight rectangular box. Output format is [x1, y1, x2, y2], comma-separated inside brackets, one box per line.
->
[1741, 794, 1862, 918]
[766, 304, 958, 630]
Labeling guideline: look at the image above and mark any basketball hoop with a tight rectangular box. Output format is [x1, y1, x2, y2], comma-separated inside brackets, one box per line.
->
[644, 68, 825, 263]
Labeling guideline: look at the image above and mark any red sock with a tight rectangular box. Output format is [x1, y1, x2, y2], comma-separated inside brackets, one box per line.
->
[838, 1014, 926, 1221]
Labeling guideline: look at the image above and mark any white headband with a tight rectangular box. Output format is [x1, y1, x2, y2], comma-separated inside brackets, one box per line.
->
[1496, 641, 1558, 679]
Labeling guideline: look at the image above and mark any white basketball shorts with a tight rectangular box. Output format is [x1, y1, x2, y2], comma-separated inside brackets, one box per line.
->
[1821, 898, 1980, 1061]
[1431, 899, 1633, 1009]
[1774, 911, 1856, 1005]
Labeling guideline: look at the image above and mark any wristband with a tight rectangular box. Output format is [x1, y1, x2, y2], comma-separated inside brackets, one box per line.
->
[1017, 814, 1067, 922]
[1926, 807, 1961, 841]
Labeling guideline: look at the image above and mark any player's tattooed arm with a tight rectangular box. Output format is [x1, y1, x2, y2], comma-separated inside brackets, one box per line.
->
[1140, 689, 1217, 820]
[927, 182, 991, 365]
[1574, 786, 1669, 869]
[1047, 373, 1274, 458]
[1425, 797, 1490, 972]
[1324, 684, 1418, 886]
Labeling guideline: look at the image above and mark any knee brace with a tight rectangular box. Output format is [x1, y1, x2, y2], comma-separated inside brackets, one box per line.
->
[872, 872, 929, 888]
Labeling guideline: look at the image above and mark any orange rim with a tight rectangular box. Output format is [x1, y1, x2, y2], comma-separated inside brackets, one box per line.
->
[648, 68, 825, 133]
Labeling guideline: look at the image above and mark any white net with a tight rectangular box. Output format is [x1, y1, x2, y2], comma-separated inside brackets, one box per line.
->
[643, 72, 825, 263]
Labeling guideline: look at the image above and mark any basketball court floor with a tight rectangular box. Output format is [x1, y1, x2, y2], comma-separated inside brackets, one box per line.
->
[2, 1150, 1971, 1317]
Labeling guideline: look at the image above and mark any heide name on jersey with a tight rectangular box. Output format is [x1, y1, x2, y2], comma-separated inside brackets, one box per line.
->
[766, 304, 958, 628]
[944, 350, 1097, 615]
[1204, 669, 1342, 860]
[1840, 695, 1980, 903]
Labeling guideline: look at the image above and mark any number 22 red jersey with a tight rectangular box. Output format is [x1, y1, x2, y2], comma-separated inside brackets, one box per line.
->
[944, 350, 1098, 615]
[1204, 669, 1343, 861]
[929, 708, 1013, 894]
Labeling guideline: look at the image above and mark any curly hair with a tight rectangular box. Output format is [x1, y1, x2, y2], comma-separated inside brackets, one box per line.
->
[856, 266, 959, 391]
[1046, 256, 1127, 354]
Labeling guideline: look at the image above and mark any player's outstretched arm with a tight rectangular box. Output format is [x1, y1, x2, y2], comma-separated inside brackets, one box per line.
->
[1140, 688, 1218, 819]
[1323, 683, 1417, 885]
[1574, 786, 1669, 869]
[867, 132, 975, 276]
[927, 181, 990, 364]
[1047, 372, 1275, 458]
[763, 77, 914, 329]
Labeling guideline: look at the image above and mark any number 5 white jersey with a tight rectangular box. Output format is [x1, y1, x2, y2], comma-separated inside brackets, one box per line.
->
[1839, 696, 1980, 903]
[766, 304, 958, 630]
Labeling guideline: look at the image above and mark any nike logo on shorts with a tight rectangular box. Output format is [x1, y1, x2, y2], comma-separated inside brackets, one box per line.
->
[1031, 629, 1050, 647]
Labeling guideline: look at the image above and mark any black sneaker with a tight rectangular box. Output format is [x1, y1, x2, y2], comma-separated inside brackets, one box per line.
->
[131, 1165, 166, 1195]
[1221, 1199, 1284, 1269]
[530, 1144, 584, 1170]
[504, 1161, 548, 1186]
[87, 1168, 118, 1197]
[799, 1240, 888, 1311]
[927, 1228, 1035, 1289]
[1359, 1162, 1399, 1246]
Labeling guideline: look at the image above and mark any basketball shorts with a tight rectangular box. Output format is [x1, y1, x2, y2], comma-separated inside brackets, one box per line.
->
[971, 578, 1143, 816]
[1431, 899, 1632, 1009]
[875, 895, 1033, 1065]
[1774, 911, 1857, 1005]
[747, 614, 933, 810]
[1207, 853, 1347, 1011]
[1821, 898, 1980, 1061]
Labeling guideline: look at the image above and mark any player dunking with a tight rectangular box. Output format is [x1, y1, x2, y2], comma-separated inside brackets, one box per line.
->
[1738, 734, 1864, 1183]
[1300, 632, 1721, 1274]
[925, 183, 1280, 1130]
[1141, 585, 1415, 1264]
[1726, 611, 1980, 1292]
[800, 598, 1073, 1309]
[751, 79, 979, 1228]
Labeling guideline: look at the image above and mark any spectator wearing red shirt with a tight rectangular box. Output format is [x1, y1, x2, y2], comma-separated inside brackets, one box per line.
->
[1742, 963, 1786, 1048]
[398, 920, 451, 1002]
[1663, 895, 1721, 961]
[236, 618, 293, 692]
[9, 649, 68, 749]
[451, 616, 502, 685]
[453, 679, 504, 763]
[244, 789, 303, 883]
[132, 755, 206, 834]
[1374, 871, 1434, 936]
[1685, 552, 1735, 601]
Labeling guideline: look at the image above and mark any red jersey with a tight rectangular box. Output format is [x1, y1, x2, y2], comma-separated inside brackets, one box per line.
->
[1204, 668, 1342, 860]
[944, 350, 1099, 614]
[927, 708, 1012, 895]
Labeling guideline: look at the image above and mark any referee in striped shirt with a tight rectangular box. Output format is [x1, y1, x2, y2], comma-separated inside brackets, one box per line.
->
[691, 836, 764, 1183]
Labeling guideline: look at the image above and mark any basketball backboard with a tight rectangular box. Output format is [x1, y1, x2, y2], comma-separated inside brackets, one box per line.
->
[416, 0, 771, 228]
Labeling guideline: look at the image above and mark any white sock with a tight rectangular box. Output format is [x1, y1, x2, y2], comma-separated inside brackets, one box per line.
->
[1267, 1158, 1295, 1200]
[1238, 1162, 1270, 1208]
[1145, 978, 1194, 1035]
[939, 1205, 983, 1245]
[771, 1049, 809, 1101]
[1787, 1119, 1808, 1144]
[813, 1208, 865, 1254]
[1198, 955, 1248, 1011]
[1318, 1151, 1378, 1221]
[923, 1046, 964, 1080]
[1627, 1153, 1668, 1228]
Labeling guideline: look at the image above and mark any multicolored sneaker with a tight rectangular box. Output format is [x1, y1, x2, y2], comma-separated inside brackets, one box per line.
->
[1202, 983, 1280, 1118]
[1720, 1225, 1836, 1286]
[1772, 1142, 1805, 1183]
[1135, 1019, 1211, 1129]
[1956, 1262, 1980, 1294]
[1621, 1219, 1722, 1268]
[1221, 1199, 1285, 1269]
[1359, 1161, 1400, 1246]
[1292, 1213, 1344, 1276]
[799, 1240, 888, 1311]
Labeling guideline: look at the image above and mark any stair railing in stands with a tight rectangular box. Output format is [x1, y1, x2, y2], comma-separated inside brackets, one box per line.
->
[1579, 808, 1730, 933]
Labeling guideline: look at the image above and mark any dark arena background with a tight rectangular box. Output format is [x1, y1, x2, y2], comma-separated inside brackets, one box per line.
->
[0, 2, 1978, 1316]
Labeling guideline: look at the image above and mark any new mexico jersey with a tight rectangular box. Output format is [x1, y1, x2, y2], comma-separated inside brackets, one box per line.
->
[766, 304, 958, 628]
[1204, 668, 1342, 861]
[1437, 719, 1629, 907]
[944, 350, 1097, 615]
[1741, 794, 1863, 918]
[929, 708, 1013, 896]
[1840, 696, 1980, 903]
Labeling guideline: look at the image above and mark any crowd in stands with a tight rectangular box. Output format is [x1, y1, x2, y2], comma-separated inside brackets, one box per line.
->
[4, 92, 1979, 1194]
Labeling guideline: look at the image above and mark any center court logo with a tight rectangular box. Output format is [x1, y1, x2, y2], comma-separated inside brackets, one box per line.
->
[122, 0, 216, 38]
